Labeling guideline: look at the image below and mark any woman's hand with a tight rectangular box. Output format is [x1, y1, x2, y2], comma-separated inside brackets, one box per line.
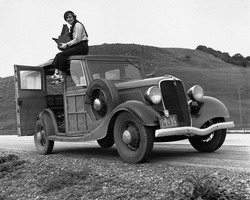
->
[60, 43, 68, 50]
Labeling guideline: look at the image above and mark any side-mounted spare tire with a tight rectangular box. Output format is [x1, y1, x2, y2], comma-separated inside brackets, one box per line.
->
[86, 79, 120, 121]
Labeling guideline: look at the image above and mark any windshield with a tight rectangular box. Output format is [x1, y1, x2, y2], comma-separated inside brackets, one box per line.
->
[88, 60, 143, 83]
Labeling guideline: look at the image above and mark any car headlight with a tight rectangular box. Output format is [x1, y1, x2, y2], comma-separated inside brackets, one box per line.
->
[187, 85, 204, 101]
[145, 86, 162, 104]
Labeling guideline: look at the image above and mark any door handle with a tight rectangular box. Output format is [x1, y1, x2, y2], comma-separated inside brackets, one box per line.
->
[17, 98, 23, 106]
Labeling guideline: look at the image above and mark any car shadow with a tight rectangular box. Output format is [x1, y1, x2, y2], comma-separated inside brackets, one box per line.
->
[150, 143, 227, 163]
[52, 145, 120, 161]
[151, 145, 199, 162]
[50, 142, 214, 163]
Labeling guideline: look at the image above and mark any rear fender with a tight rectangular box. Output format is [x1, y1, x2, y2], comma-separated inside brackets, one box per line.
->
[192, 96, 230, 128]
[37, 108, 58, 136]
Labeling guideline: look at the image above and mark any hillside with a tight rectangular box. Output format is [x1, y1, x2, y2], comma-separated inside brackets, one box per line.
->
[196, 45, 250, 67]
[0, 76, 16, 134]
[0, 43, 249, 134]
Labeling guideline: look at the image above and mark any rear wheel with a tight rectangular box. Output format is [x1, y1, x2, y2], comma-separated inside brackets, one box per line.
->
[189, 117, 226, 152]
[34, 119, 54, 155]
[114, 112, 154, 163]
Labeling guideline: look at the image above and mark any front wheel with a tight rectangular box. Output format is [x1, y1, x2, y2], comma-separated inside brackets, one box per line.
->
[189, 117, 227, 152]
[34, 119, 54, 155]
[114, 112, 154, 163]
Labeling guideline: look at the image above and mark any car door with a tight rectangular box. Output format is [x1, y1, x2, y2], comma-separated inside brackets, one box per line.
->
[14, 65, 46, 136]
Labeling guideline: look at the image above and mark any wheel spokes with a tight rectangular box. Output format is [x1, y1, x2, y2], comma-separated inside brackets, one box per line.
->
[122, 121, 140, 151]
[199, 119, 215, 142]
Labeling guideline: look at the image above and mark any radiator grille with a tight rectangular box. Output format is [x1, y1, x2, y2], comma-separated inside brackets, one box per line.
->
[160, 80, 191, 126]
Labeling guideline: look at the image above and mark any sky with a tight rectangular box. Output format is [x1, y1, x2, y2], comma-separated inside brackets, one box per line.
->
[0, 0, 249, 78]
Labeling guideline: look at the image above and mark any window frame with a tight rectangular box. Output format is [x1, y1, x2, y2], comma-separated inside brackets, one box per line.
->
[18, 69, 43, 91]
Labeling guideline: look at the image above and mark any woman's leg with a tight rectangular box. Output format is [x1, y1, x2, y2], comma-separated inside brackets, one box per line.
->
[51, 41, 89, 80]
[52, 51, 70, 72]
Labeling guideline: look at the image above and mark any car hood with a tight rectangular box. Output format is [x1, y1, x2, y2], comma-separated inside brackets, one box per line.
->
[115, 75, 180, 90]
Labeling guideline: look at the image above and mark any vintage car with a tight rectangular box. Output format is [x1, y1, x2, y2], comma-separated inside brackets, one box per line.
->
[14, 55, 235, 163]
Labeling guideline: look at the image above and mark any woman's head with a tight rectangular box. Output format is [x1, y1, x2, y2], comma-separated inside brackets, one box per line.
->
[64, 11, 76, 25]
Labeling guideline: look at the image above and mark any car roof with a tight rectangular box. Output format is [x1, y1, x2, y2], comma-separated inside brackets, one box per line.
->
[38, 55, 141, 69]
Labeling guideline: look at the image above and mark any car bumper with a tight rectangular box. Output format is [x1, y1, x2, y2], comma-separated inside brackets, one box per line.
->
[155, 121, 235, 138]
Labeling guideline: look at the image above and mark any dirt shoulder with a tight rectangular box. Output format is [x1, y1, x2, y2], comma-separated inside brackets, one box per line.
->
[0, 150, 250, 200]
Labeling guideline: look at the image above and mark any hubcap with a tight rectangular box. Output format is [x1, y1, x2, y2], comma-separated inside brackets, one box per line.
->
[37, 129, 46, 146]
[122, 130, 132, 144]
[37, 131, 42, 142]
[93, 98, 102, 111]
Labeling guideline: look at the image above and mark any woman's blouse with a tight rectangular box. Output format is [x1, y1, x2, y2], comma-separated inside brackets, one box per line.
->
[67, 22, 88, 46]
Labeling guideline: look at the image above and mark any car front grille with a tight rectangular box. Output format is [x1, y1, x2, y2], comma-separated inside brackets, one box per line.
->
[160, 80, 191, 126]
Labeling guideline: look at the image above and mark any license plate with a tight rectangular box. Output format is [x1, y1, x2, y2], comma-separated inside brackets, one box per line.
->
[159, 115, 178, 128]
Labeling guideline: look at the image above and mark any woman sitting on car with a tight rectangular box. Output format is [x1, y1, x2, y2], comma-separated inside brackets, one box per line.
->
[51, 11, 89, 84]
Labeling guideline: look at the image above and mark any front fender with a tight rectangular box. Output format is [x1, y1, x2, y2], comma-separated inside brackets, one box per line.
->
[83, 100, 160, 141]
[113, 100, 160, 126]
[192, 96, 230, 128]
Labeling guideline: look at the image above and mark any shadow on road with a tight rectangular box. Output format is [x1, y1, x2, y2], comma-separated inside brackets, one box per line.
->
[50, 143, 217, 163]
[52, 146, 120, 161]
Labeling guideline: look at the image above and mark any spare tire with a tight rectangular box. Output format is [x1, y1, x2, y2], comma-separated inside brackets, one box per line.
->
[86, 79, 119, 120]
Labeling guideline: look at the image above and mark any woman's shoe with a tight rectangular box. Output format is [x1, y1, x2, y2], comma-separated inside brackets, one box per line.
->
[51, 77, 64, 85]
[51, 73, 63, 80]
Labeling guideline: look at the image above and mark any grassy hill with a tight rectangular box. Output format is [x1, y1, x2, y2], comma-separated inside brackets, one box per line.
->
[0, 43, 249, 134]
[0, 76, 16, 134]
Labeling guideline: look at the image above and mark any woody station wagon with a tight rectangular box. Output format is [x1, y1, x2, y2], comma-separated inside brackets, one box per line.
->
[14, 55, 235, 163]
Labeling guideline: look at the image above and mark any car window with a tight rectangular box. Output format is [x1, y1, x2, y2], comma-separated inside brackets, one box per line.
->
[20, 70, 42, 90]
[88, 60, 143, 82]
[68, 60, 87, 87]
[105, 69, 120, 80]
[125, 64, 142, 80]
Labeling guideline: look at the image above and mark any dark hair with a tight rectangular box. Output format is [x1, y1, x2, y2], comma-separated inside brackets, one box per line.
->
[64, 11, 76, 21]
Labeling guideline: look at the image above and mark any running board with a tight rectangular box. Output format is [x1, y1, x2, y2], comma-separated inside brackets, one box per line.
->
[48, 134, 89, 142]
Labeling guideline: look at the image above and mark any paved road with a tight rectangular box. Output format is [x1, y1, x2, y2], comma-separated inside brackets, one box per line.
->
[0, 134, 250, 171]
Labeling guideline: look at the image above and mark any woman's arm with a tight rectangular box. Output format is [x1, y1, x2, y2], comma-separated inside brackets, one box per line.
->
[67, 22, 83, 46]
